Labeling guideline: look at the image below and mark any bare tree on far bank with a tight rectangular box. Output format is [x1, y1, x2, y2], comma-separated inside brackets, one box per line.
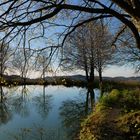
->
[12, 49, 33, 80]
[35, 49, 54, 80]
[61, 21, 114, 89]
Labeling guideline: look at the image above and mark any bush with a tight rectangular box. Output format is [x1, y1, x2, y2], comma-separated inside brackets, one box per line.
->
[99, 89, 122, 108]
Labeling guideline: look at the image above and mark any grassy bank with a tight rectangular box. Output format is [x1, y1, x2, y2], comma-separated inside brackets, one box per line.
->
[79, 89, 140, 140]
[102, 80, 140, 91]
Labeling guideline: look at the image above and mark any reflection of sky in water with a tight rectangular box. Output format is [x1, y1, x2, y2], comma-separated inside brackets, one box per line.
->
[0, 86, 100, 140]
[94, 88, 101, 102]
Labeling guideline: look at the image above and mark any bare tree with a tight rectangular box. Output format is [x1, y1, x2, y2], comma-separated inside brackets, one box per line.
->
[62, 23, 95, 85]
[0, 42, 13, 76]
[0, 0, 139, 50]
[12, 49, 32, 79]
[62, 21, 114, 88]
[94, 22, 114, 84]
[35, 50, 53, 79]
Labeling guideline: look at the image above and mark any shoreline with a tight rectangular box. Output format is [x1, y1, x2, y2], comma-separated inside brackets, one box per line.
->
[0, 75, 140, 90]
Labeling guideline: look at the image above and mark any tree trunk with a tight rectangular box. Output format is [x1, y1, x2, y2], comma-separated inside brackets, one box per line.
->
[85, 91, 89, 114]
[85, 68, 89, 82]
[89, 88, 94, 109]
[99, 68, 103, 96]
[99, 68, 102, 83]
[89, 65, 94, 88]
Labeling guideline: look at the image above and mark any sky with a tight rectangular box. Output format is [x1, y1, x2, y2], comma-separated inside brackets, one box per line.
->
[102, 66, 140, 77]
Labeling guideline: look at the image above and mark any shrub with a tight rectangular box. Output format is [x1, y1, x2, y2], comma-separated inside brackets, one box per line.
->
[99, 89, 122, 108]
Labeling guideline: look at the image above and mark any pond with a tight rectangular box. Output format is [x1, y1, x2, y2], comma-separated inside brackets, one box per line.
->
[0, 85, 100, 140]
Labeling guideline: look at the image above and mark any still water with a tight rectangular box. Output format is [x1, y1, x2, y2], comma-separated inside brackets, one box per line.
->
[0, 85, 100, 140]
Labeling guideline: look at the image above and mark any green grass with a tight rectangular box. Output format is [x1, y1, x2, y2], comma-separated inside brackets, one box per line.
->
[102, 80, 140, 91]
[79, 89, 140, 140]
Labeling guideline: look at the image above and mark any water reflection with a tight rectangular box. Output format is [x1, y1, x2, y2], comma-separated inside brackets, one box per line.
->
[33, 86, 52, 118]
[5, 86, 53, 140]
[85, 88, 95, 114]
[11, 85, 30, 117]
[10, 126, 66, 140]
[0, 86, 12, 124]
[59, 87, 100, 140]
[0, 102, 12, 124]
[0, 86, 8, 103]
[0, 85, 100, 140]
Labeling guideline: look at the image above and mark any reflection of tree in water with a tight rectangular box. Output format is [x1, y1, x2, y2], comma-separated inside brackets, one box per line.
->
[10, 126, 65, 140]
[0, 86, 8, 103]
[11, 85, 30, 117]
[59, 88, 95, 140]
[0, 86, 12, 124]
[0, 86, 4, 103]
[0, 102, 12, 124]
[85, 88, 95, 114]
[33, 86, 52, 118]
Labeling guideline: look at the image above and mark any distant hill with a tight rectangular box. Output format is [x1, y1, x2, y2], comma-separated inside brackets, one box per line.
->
[44, 74, 86, 81]
[103, 76, 140, 82]
[44, 75, 140, 82]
